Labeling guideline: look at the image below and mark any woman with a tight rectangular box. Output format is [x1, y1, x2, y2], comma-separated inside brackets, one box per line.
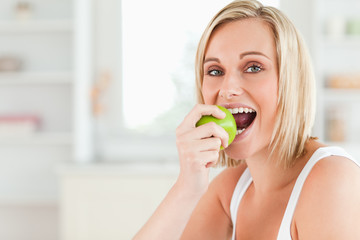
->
[133, 1, 360, 239]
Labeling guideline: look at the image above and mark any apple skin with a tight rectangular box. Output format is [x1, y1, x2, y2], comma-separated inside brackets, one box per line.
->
[196, 105, 237, 149]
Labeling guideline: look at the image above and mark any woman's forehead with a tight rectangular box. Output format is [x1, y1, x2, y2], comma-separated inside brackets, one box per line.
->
[205, 19, 276, 61]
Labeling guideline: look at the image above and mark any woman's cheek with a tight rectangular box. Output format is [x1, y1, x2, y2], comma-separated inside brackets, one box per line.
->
[201, 81, 219, 104]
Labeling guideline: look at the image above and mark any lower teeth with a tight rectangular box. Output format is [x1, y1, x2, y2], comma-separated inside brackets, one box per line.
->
[236, 128, 246, 135]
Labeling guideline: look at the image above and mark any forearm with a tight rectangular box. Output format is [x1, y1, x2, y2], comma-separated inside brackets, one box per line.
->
[133, 181, 203, 240]
[133, 104, 225, 239]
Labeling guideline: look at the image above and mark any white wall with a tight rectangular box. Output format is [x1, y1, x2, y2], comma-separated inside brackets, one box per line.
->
[281, 0, 314, 52]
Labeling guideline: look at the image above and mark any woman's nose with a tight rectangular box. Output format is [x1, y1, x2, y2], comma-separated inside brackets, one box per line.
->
[218, 74, 244, 99]
[219, 88, 244, 99]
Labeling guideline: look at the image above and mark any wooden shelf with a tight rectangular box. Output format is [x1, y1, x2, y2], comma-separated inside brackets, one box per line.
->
[0, 132, 73, 145]
[0, 71, 73, 85]
[0, 197, 58, 206]
[0, 20, 73, 33]
[323, 88, 360, 102]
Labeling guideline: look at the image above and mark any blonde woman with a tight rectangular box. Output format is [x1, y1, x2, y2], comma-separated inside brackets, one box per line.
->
[134, 1, 360, 239]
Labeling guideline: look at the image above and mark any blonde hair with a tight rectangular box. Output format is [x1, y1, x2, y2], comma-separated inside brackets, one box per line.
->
[195, 0, 316, 168]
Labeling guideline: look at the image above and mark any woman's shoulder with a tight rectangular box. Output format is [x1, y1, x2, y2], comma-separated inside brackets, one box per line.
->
[301, 152, 360, 199]
[208, 163, 248, 217]
[298, 144, 360, 197]
[294, 153, 360, 238]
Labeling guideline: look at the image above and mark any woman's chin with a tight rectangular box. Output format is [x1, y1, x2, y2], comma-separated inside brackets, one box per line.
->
[224, 146, 249, 161]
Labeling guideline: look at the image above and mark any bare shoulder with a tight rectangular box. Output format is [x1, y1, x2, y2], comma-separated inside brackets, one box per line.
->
[209, 163, 248, 217]
[295, 155, 360, 239]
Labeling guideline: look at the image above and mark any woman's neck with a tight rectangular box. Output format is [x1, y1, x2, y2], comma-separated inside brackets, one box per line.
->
[244, 140, 324, 196]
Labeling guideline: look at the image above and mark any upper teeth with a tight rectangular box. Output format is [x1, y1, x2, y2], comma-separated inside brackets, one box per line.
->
[227, 107, 255, 114]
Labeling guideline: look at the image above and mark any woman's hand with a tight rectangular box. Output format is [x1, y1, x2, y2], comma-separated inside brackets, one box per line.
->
[175, 104, 230, 196]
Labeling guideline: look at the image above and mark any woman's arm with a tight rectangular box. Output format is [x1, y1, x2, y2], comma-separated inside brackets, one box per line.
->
[133, 104, 229, 240]
[132, 180, 204, 240]
[180, 165, 247, 240]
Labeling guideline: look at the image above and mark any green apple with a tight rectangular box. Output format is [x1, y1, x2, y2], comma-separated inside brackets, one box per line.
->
[196, 105, 237, 149]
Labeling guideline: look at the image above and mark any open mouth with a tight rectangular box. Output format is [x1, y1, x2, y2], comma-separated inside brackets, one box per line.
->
[227, 107, 257, 135]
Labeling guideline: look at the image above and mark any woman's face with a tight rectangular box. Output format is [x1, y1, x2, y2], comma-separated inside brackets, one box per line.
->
[202, 18, 279, 160]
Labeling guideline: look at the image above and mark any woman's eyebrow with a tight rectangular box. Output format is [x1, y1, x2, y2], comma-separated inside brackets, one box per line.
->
[240, 51, 270, 60]
[204, 52, 270, 64]
[204, 57, 220, 64]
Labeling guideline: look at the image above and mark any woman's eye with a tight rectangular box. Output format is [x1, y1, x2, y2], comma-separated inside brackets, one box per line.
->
[207, 69, 224, 76]
[245, 65, 262, 73]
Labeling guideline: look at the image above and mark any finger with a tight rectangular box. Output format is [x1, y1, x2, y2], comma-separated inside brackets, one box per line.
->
[184, 104, 226, 129]
[178, 122, 229, 149]
[177, 143, 219, 168]
[193, 122, 229, 148]
[177, 121, 229, 149]
[200, 150, 220, 168]
[176, 136, 221, 157]
[184, 150, 219, 168]
[195, 137, 222, 152]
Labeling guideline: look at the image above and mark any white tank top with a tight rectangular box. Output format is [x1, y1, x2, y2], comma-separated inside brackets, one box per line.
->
[230, 146, 359, 240]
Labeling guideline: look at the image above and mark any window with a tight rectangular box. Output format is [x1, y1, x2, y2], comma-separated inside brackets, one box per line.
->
[121, 0, 280, 136]
[98, 0, 280, 161]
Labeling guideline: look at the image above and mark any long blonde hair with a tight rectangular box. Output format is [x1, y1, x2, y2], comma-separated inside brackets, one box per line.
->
[195, 0, 316, 168]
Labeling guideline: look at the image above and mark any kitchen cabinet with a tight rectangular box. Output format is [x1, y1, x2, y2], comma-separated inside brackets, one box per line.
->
[311, 0, 360, 157]
[0, 0, 93, 239]
[58, 162, 224, 240]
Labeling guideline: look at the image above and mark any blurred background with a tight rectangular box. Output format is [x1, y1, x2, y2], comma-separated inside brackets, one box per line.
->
[0, 0, 359, 239]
